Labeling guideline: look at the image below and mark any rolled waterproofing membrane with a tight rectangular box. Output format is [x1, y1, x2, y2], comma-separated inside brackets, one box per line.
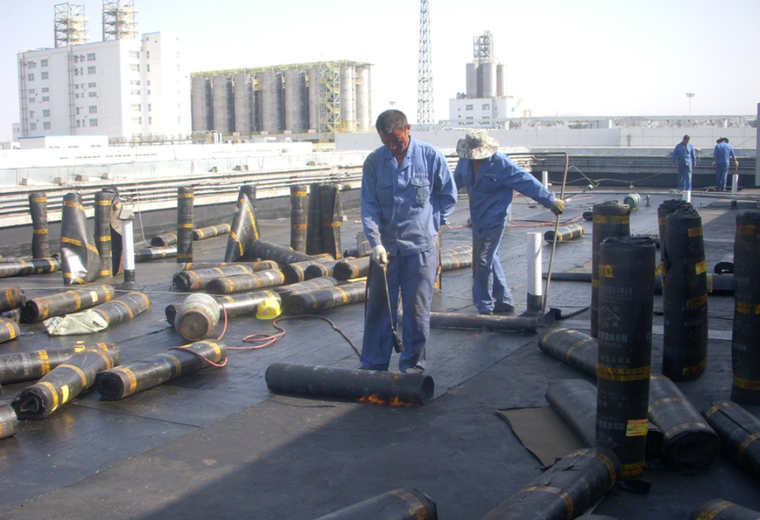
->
[0, 345, 83, 384]
[265, 363, 434, 405]
[94, 188, 123, 277]
[97, 339, 227, 401]
[0, 318, 20, 344]
[224, 185, 260, 262]
[596, 235, 655, 480]
[134, 246, 177, 262]
[91, 292, 151, 327]
[282, 258, 334, 285]
[176, 186, 194, 263]
[206, 269, 285, 295]
[11, 343, 121, 420]
[731, 211, 760, 405]
[334, 257, 370, 281]
[544, 223, 584, 242]
[545, 271, 734, 295]
[481, 447, 621, 520]
[304, 260, 342, 280]
[182, 260, 279, 271]
[703, 400, 760, 479]
[273, 277, 340, 300]
[714, 252, 734, 274]
[306, 182, 323, 255]
[192, 223, 230, 241]
[0, 286, 26, 314]
[166, 291, 282, 333]
[320, 184, 342, 260]
[28, 191, 50, 259]
[538, 328, 597, 377]
[424, 312, 540, 333]
[689, 499, 760, 520]
[250, 239, 312, 265]
[0, 257, 60, 278]
[283, 281, 365, 315]
[173, 265, 256, 291]
[21, 285, 116, 323]
[313, 488, 438, 520]
[150, 232, 177, 247]
[0, 402, 18, 439]
[290, 184, 307, 253]
[60, 192, 102, 285]
[648, 374, 718, 470]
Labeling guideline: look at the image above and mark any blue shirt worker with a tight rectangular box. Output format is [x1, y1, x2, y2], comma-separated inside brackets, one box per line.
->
[712, 137, 738, 191]
[453, 129, 564, 315]
[671, 134, 697, 190]
[360, 110, 457, 373]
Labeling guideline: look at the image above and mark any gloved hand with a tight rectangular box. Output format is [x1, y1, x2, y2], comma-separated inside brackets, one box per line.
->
[550, 198, 565, 216]
[371, 245, 388, 266]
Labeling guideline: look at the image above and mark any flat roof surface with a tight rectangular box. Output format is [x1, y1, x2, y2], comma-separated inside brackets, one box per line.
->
[0, 189, 758, 519]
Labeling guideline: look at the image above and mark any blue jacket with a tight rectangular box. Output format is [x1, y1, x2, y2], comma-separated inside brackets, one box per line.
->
[361, 137, 457, 256]
[713, 142, 736, 165]
[672, 143, 697, 167]
[453, 152, 555, 230]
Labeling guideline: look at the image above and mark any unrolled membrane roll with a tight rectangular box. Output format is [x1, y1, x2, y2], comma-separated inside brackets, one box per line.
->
[97, 340, 227, 400]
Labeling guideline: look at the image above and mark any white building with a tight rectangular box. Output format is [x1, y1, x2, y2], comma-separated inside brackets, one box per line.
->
[17, 32, 190, 141]
[448, 96, 510, 128]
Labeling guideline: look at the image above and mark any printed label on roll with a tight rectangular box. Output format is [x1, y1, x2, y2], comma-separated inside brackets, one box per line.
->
[626, 419, 649, 437]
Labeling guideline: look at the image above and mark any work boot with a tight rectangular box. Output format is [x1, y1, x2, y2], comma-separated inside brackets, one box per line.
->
[494, 303, 515, 314]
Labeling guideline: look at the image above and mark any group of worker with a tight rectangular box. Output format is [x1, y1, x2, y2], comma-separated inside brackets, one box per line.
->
[671, 134, 739, 191]
[359, 110, 564, 374]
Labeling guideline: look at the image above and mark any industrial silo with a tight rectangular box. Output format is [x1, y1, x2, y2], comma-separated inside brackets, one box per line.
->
[339, 64, 355, 130]
[233, 73, 253, 134]
[191, 76, 213, 131]
[308, 66, 319, 131]
[465, 63, 478, 98]
[212, 75, 234, 133]
[284, 68, 307, 132]
[355, 66, 371, 131]
[261, 69, 284, 134]
[496, 64, 506, 98]
[481, 62, 497, 98]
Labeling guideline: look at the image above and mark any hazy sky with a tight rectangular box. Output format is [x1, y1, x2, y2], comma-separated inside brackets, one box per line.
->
[3, 0, 759, 140]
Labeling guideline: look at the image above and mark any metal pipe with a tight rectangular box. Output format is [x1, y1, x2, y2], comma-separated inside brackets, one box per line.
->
[596, 235, 656, 480]
[283, 281, 366, 315]
[290, 184, 307, 253]
[0, 345, 83, 384]
[265, 363, 435, 405]
[11, 343, 121, 420]
[21, 285, 116, 323]
[703, 400, 760, 480]
[250, 239, 312, 265]
[527, 232, 542, 314]
[481, 447, 621, 520]
[28, 191, 50, 259]
[648, 374, 718, 470]
[690, 499, 760, 520]
[206, 269, 285, 295]
[176, 186, 194, 263]
[731, 211, 760, 404]
[192, 223, 231, 241]
[97, 340, 227, 401]
[540, 152, 569, 326]
[662, 206, 708, 381]
[60, 192, 101, 285]
[313, 489, 438, 520]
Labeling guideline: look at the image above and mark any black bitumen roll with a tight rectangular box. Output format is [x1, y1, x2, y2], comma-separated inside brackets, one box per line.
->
[265, 363, 435, 405]
[334, 257, 370, 281]
[29, 191, 50, 259]
[60, 192, 102, 285]
[173, 265, 254, 291]
[94, 189, 117, 277]
[282, 258, 334, 285]
[0, 345, 83, 384]
[206, 269, 285, 295]
[648, 374, 718, 470]
[250, 239, 313, 265]
[538, 327, 597, 377]
[21, 284, 116, 323]
[134, 245, 177, 262]
[283, 281, 365, 315]
[0, 402, 18, 439]
[426, 312, 539, 333]
[0, 285, 25, 313]
[0, 257, 60, 278]
[306, 182, 323, 255]
[703, 400, 760, 480]
[544, 223, 584, 242]
[313, 488, 438, 520]
[662, 207, 708, 381]
[304, 260, 342, 280]
[224, 185, 260, 262]
[11, 343, 121, 420]
[192, 223, 230, 241]
[689, 499, 760, 520]
[182, 261, 279, 271]
[150, 233, 177, 247]
[545, 379, 598, 446]
[481, 447, 621, 520]
[290, 184, 307, 253]
[596, 235, 656, 480]
[731, 211, 760, 405]
[714, 251, 734, 274]
[439, 251, 472, 271]
[0, 318, 20, 345]
[176, 186, 194, 263]
[591, 201, 631, 337]
[272, 277, 340, 300]
[320, 184, 342, 260]
[97, 340, 227, 401]
[91, 292, 151, 327]
[658, 199, 692, 262]
[215, 290, 281, 318]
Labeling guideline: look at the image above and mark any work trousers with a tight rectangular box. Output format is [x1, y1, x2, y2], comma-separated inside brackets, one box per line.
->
[678, 164, 693, 191]
[360, 247, 436, 372]
[715, 163, 729, 191]
[472, 224, 512, 314]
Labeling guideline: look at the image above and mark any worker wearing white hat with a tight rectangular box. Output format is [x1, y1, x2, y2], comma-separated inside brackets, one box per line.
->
[454, 129, 564, 315]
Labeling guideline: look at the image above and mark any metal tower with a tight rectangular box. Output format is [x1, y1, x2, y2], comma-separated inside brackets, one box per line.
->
[103, 0, 138, 40]
[417, 0, 435, 131]
[473, 31, 494, 63]
[54, 3, 89, 48]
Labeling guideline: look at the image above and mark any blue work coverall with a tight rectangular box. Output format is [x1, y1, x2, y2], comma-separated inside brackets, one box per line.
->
[713, 142, 736, 191]
[360, 137, 457, 372]
[671, 143, 697, 190]
[454, 152, 555, 314]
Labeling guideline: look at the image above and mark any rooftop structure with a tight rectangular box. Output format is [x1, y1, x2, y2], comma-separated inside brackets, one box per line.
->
[102, 0, 138, 41]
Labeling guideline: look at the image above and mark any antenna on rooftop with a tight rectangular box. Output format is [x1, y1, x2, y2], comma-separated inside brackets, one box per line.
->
[417, 0, 435, 132]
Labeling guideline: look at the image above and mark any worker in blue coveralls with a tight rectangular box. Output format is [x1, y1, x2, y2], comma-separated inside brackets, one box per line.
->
[712, 137, 738, 191]
[360, 110, 457, 373]
[453, 129, 564, 315]
[671, 134, 697, 190]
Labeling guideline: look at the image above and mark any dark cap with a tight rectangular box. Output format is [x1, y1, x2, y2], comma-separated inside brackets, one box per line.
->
[683, 135, 690, 140]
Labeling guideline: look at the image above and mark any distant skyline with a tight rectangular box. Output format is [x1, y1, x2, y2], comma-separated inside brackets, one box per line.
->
[3, 0, 759, 141]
